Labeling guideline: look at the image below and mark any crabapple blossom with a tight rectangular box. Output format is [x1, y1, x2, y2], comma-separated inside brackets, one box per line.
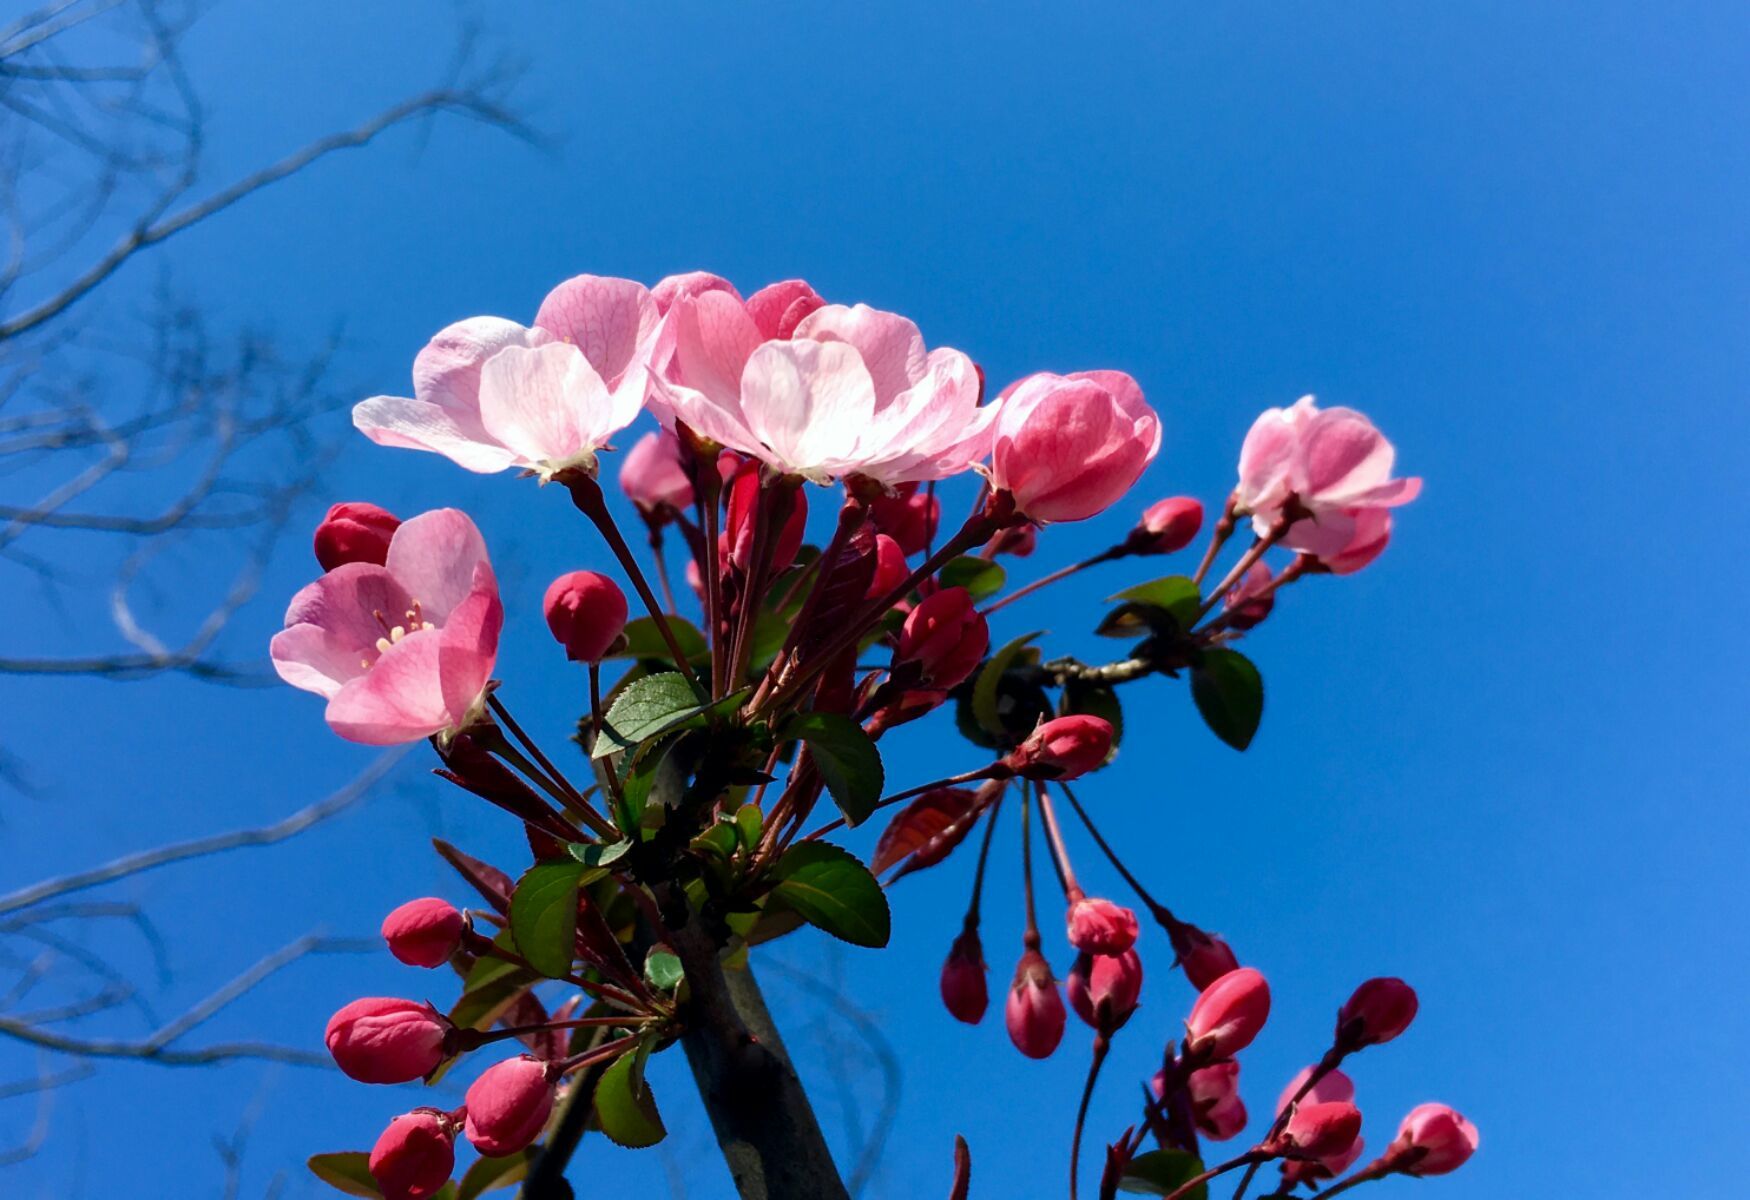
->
[354, 274, 659, 480]
[619, 429, 695, 514]
[380, 898, 464, 968]
[1171, 924, 1240, 990]
[464, 1055, 558, 1156]
[1066, 896, 1139, 956]
[1002, 715, 1113, 780]
[940, 927, 989, 1024]
[1006, 947, 1066, 1058]
[1128, 496, 1203, 555]
[1223, 560, 1275, 630]
[1337, 976, 1419, 1048]
[314, 502, 400, 571]
[1276, 1065, 1356, 1116]
[1184, 967, 1270, 1060]
[868, 482, 939, 555]
[1185, 1060, 1248, 1140]
[271, 509, 501, 745]
[369, 1109, 456, 1200]
[1388, 1103, 1478, 1175]
[723, 468, 808, 573]
[896, 587, 988, 690]
[1235, 396, 1420, 554]
[1315, 506, 1393, 575]
[1067, 949, 1143, 1033]
[1275, 1099, 1363, 1160]
[988, 370, 1161, 523]
[324, 998, 450, 1084]
[543, 570, 629, 664]
[866, 534, 910, 599]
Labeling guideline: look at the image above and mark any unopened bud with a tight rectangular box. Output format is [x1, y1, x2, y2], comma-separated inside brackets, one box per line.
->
[1005, 948, 1066, 1059]
[1002, 716, 1113, 781]
[1336, 977, 1418, 1048]
[896, 587, 988, 690]
[940, 927, 988, 1024]
[1388, 1104, 1478, 1176]
[543, 570, 629, 663]
[1223, 561, 1275, 630]
[1066, 896, 1139, 956]
[463, 1055, 558, 1156]
[869, 483, 939, 556]
[325, 998, 451, 1083]
[314, 502, 400, 571]
[1171, 925, 1240, 991]
[369, 1108, 456, 1200]
[1067, 949, 1143, 1033]
[1275, 1100, 1363, 1160]
[381, 898, 464, 968]
[1129, 497, 1203, 555]
[1187, 1060, 1247, 1141]
[619, 430, 694, 515]
[1184, 967, 1270, 1061]
[866, 534, 910, 600]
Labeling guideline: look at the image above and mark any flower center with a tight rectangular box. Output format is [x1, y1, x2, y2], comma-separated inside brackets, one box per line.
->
[358, 601, 432, 669]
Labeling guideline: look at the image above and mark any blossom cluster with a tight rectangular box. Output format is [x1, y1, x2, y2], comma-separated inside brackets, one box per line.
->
[275, 270, 1451, 1199]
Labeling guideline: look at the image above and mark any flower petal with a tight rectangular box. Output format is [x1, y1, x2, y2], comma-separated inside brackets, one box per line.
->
[532, 275, 659, 391]
[740, 340, 877, 473]
[271, 564, 414, 697]
[352, 396, 520, 474]
[325, 629, 452, 744]
[384, 509, 491, 625]
[477, 343, 613, 469]
[794, 303, 928, 407]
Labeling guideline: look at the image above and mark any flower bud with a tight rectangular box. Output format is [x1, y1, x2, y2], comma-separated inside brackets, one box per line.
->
[464, 1055, 557, 1156]
[1067, 949, 1143, 1033]
[1002, 715, 1113, 780]
[380, 897, 464, 968]
[1187, 1060, 1248, 1141]
[1184, 967, 1270, 1060]
[325, 998, 450, 1083]
[369, 1109, 456, 1200]
[543, 570, 629, 664]
[869, 483, 939, 556]
[1276, 1100, 1363, 1160]
[314, 502, 400, 571]
[1275, 1065, 1355, 1116]
[725, 469, 807, 573]
[1223, 561, 1275, 630]
[1336, 977, 1418, 1048]
[940, 927, 989, 1024]
[1005, 948, 1066, 1058]
[985, 523, 1037, 558]
[1388, 1103, 1478, 1176]
[896, 587, 988, 690]
[619, 430, 694, 514]
[1129, 497, 1203, 555]
[746, 278, 826, 340]
[866, 534, 910, 600]
[989, 370, 1161, 523]
[1170, 925, 1240, 991]
[1279, 1138, 1366, 1190]
[1066, 896, 1139, 956]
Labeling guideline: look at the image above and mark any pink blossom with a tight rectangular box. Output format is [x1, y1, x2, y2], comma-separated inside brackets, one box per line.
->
[1005, 948, 1066, 1058]
[988, 370, 1161, 523]
[869, 482, 939, 555]
[1336, 977, 1419, 1048]
[543, 570, 629, 664]
[1129, 496, 1203, 556]
[324, 998, 450, 1084]
[463, 1055, 557, 1156]
[1276, 1065, 1356, 1117]
[1314, 506, 1393, 575]
[1184, 967, 1270, 1060]
[1388, 1103, 1478, 1176]
[369, 1109, 456, 1200]
[1275, 1100, 1363, 1160]
[380, 898, 464, 968]
[1002, 715, 1113, 780]
[1235, 396, 1420, 552]
[272, 509, 501, 745]
[1170, 924, 1240, 991]
[354, 275, 658, 479]
[650, 284, 991, 484]
[314, 502, 400, 571]
[1222, 561, 1275, 630]
[866, 534, 910, 600]
[1187, 1060, 1248, 1141]
[620, 429, 695, 513]
[940, 927, 989, 1025]
[1066, 896, 1140, 956]
[896, 587, 989, 690]
[1067, 949, 1143, 1032]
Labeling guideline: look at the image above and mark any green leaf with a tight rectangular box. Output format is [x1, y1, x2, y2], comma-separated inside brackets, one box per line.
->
[594, 1044, 667, 1148]
[785, 712, 884, 827]
[1119, 1149, 1207, 1198]
[509, 862, 584, 978]
[1060, 680, 1123, 753]
[566, 840, 632, 870]
[608, 616, 708, 664]
[1109, 576, 1201, 627]
[307, 1152, 382, 1198]
[972, 631, 1043, 738]
[734, 803, 763, 851]
[594, 672, 712, 760]
[449, 932, 535, 1031]
[770, 842, 891, 948]
[1190, 648, 1263, 750]
[692, 821, 738, 859]
[456, 1149, 533, 1200]
[643, 948, 684, 992]
[939, 555, 1007, 601]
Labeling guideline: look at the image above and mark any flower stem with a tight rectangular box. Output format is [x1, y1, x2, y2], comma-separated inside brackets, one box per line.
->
[800, 764, 1001, 842]
[983, 548, 1119, 617]
[1191, 494, 1238, 588]
[1194, 519, 1287, 623]
[1070, 1033, 1111, 1200]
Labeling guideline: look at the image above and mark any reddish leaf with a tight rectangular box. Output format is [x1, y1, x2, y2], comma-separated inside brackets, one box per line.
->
[500, 989, 551, 1057]
[949, 1135, 972, 1200]
[873, 787, 987, 878]
[433, 839, 515, 914]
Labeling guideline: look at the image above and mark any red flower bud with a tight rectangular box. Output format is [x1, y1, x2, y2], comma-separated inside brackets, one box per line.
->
[381, 897, 464, 968]
[543, 570, 629, 663]
[1275, 1065, 1355, 1116]
[984, 523, 1037, 558]
[866, 534, 910, 600]
[325, 998, 450, 1083]
[1280, 1138, 1366, 1190]
[1223, 561, 1275, 630]
[897, 587, 988, 690]
[869, 483, 939, 556]
[1130, 497, 1203, 555]
[1002, 715, 1113, 780]
[939, 927, 989, 1024]
[1388, 1103, 1478, 1176]
[369, 1109, 456, 1200]
[1336, 977, 1418, 1048]
[725, 469, 806, 573]
[1169, 924, 1239, 991]
[1187, 1060, 1248, 1141]
[1005, 948, 1066, 1059]
[1184, 967, 1270, 1060]
[1067, 949, 1143, 1033]
[1066, 896, 1139, 956]
[463, 1055, 557, 1156]
[314, 502, 400, 571]
[1276, 1100, 1363, 1160]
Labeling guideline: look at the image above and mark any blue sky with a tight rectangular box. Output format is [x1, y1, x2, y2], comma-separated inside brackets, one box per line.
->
[4, 2, 1747, 1196]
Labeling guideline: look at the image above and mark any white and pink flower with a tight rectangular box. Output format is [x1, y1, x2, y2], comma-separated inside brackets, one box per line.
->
[988, 370, 1162, 523]
[271, 509, 501, 745]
